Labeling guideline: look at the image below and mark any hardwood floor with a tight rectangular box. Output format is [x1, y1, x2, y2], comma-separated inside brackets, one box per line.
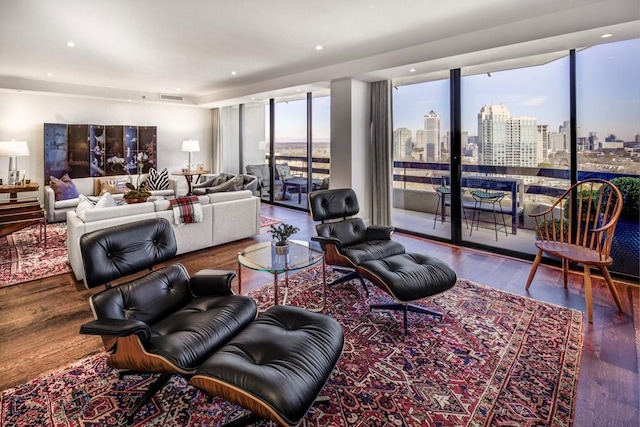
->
[0, 204, 638, 426]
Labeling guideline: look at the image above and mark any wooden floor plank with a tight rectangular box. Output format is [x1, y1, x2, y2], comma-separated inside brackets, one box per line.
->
[0, 204, 637, 426]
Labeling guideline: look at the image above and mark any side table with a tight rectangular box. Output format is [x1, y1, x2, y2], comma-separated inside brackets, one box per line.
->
[0, 182, 39, 202]
[171, 170, 211, 196]
[237, 240, 326, 312]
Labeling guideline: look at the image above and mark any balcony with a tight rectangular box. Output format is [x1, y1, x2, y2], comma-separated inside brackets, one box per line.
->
[263, 156, 638, 279]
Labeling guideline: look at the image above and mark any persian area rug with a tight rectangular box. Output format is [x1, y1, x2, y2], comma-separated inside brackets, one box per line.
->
[259, 214, 281, 228]
[0, 223, 71, 288]
[0, 269, 583, 426]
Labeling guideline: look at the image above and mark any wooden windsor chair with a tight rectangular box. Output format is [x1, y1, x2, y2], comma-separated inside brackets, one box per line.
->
[525, 179, 624, 323]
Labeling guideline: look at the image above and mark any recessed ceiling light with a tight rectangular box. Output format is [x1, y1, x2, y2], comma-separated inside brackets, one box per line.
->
[315, 45, 323, 51]
[409, 68, 416, 72]
[46, 72, 53, 77]
[231, 71, 237, 76]
[296, 88, 301, 92]
[67, 41, 75, 47]
[176, 88, 181, 91]
[251, 97, 255, 100]
[601, 33, 613, 38]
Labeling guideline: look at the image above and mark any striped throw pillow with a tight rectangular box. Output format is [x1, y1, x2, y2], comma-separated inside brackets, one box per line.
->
[145, 168, 169, 190]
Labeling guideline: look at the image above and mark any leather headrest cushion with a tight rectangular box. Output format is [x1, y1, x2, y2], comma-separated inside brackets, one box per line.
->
[308, 188, 360, 221]
[80, 218, 177, 288]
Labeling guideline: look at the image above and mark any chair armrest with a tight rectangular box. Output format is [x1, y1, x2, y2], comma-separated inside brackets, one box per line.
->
[80, 318, 151, 343]
[311, 235, 342, 250]
[365, 225, 394, 240]
[189, 269, 236, 296]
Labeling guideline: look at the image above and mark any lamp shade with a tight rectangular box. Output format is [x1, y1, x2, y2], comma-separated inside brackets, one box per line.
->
[0, 140, 30, 157]
[181, 139, 200, 152]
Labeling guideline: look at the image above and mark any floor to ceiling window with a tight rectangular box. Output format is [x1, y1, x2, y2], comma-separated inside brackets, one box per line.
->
[460, 53, 570, 254]
[576, 38, 640, 277]
[391, 73, 451, 239]
[273, 97, 308, 208]
[312, 95, 331, 189]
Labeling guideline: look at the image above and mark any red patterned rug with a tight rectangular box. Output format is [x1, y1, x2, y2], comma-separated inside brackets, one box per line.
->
[260, 215, 281, 228]
[0, 268, 583, 426]
[0, 223, 71, 288]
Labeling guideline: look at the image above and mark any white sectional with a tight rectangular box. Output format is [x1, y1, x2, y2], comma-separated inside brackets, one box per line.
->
[44, 174, 178, 223]
[66, 190, 260, 282]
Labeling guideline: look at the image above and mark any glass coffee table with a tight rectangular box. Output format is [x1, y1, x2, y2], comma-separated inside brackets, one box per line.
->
[237, 240, 326, 312]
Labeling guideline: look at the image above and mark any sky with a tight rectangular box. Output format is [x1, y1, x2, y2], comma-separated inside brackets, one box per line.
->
[393, 38, 640, 142]
[271, 38, 639, 143]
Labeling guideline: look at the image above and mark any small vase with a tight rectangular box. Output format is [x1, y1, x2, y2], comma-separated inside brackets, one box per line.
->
[274, 242, 289, 255]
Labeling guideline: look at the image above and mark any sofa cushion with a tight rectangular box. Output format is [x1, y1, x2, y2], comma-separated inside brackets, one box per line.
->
[50, 174, 79, 201]
[80, 202, 155, 223]
[208, 190, 252, 204]
[146, 168, 170, 190]
[54, 197, 80, 209]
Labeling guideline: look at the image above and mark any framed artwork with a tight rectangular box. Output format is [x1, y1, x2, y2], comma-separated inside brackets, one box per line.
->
[67, 125, 90, 178]
[44, 123, 68, 181]
[89, 125, 105, 177]
[43, 123, 157, 182]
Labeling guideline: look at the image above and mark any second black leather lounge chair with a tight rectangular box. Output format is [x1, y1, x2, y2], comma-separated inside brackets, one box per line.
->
[79, 217, 344, 426]
[309, 188, 458, 334]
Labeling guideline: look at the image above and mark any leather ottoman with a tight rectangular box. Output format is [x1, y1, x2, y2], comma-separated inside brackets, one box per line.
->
[356, 252, 457, 334]
[190, 304, 344, 426]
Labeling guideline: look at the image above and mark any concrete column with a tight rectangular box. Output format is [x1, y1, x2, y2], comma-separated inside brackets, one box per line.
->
[330, 78, 371, 223]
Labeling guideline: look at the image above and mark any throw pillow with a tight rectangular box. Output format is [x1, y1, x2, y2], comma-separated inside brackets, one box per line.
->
[275, 164, 291, 180]
[99, 178, 128, 195]
[49, 174, 79, 201]
[75, 194, 95, 216]
[146, 167, 170, 190]
[76, 192, 117, 220]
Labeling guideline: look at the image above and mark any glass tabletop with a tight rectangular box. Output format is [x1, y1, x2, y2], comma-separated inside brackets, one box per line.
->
[238, 240, 323, 274]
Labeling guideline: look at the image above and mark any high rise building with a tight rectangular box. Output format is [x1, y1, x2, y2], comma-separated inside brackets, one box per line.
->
[423, 110, 440, 161]
[393, 127, 413, 159]
[478, 104, 538, 167]
[537, 124, 549, 164]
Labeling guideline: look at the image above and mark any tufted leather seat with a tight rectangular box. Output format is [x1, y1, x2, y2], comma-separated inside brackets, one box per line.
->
[309, 189, 457, 334]
[192, 305, 344, 426]
[79, 218, 344, 426]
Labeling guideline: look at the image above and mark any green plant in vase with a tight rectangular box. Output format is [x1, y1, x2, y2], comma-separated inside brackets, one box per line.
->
[269, 223, 300, 254]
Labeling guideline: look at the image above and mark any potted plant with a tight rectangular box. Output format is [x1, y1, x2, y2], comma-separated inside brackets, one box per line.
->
[269, 223, 300, 254]
[108, 152, 152, 203]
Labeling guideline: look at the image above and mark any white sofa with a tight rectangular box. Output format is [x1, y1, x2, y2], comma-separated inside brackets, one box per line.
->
[44, 174, 178, 223]
[66, 190, 260, 282]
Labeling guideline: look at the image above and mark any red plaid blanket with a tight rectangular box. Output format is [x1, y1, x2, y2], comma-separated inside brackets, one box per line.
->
[169, 196, 203, 226]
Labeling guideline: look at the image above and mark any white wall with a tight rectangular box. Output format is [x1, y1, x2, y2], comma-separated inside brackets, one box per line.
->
[330, 78, 372, 223]
[0, 91, 212, 199]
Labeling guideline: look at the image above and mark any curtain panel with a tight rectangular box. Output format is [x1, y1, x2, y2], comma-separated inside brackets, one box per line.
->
[211, 108, 223, 174]
[370, 81, 393, 226]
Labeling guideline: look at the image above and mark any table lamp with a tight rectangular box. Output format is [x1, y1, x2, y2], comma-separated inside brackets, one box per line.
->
[181, 139, 200, 171]
[0, 140, 30, 185]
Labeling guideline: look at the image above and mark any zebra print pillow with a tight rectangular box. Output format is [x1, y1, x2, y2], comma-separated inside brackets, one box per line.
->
[145, 167, 170, 190]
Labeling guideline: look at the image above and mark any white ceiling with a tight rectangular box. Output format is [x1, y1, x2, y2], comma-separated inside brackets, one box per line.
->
[1, 0, 638, 107]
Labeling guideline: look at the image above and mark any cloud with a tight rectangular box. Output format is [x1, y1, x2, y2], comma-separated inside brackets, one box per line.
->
[521, 96, 547, 106]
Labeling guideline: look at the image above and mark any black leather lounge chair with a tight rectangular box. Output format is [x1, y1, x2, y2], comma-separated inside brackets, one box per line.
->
[309, 188, 458, 334]
[79, 217, 344, 426]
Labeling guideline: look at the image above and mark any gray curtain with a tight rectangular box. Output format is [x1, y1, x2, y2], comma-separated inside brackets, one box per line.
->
[370, 80, 393, 226]
[211, 108, 223, 174]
